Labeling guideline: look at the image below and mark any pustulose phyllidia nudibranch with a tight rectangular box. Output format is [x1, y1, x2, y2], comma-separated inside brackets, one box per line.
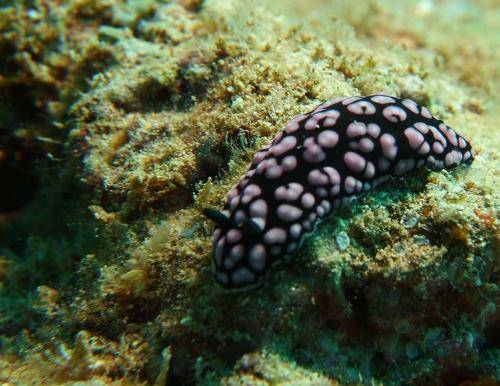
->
[204, 94, 474, 290]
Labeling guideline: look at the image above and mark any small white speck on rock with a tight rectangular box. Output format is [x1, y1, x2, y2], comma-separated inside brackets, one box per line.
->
[180, 316, 192, 326]
[413, 235, 430, 245]
[231, 96, 244, 112]
[336, 231, 350, 250]
[401, 213, 419, 228]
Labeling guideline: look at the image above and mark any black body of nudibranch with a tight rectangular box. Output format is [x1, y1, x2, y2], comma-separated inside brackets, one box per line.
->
[205, 95, 474, 290]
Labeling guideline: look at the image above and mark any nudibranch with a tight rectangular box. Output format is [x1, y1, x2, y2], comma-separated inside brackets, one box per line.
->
[204, 95, 474, 290]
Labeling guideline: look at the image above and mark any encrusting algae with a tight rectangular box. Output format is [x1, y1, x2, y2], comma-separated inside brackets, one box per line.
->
[0, 0, 498, 384]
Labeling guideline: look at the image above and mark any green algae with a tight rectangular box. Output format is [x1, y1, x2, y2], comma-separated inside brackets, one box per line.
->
[0, 0, 498, 384]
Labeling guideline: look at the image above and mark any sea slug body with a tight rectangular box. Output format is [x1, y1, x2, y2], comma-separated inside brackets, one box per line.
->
[204, 95, 474, 290]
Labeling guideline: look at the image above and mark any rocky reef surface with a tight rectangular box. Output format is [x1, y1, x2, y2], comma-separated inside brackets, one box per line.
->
[0, 0, 498, 384]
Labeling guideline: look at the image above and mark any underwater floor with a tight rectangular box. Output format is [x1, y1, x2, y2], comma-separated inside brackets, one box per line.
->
[0, 0, 498, 384]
